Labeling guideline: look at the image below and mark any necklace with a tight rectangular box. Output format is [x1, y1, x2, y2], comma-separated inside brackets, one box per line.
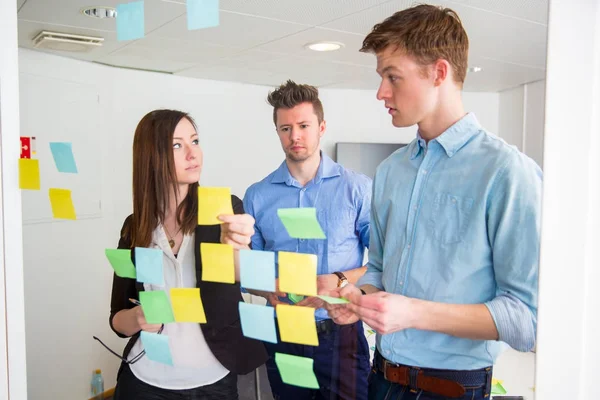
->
[163, 225, 182, 248]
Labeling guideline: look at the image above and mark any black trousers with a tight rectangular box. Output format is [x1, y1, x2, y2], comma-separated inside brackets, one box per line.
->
[114, 364, 239, 400]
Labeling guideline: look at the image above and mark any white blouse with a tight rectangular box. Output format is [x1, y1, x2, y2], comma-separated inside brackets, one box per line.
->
[129, 226, 229, 389]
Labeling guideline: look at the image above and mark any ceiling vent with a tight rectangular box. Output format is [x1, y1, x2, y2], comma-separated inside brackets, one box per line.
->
[32, 31, 104, 52]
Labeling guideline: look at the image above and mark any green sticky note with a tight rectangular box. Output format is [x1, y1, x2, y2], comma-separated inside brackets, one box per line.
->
[105, 249, 136, 279]
[317, 295, 349, 304]
[491, 382, 507, 395]
[288, 293, 304, 304]
[275, 353, 319, 389]
[139, 291, 174, 324]
[277, 208, 326, 239]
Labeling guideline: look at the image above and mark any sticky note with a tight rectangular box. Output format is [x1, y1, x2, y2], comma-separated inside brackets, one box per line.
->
[19, 158, 40, 190]
[278, 251, 317, 296]
[275, 353, 319, 389]
[239, 302, 277, 343]
[277, 208, 326, 239]
[317, 295, 349, 304]
[139, 290, 174, 324]
[276, 304, 318, 346]
[197, 187, 233, 225]
[170, 288, 207, 323]
[116, 1, 145, 41]
[200, 243, 235, 283]
[288, 294, 304, 304]
[48, 188, 76, 220]
[187, 0, 219, 31]
[239, 249, 275, 292]
[491, 381, 507, 395]
[49, 142, 78, 173]
[135, 247, 164, 286]
[140, 331, 173, 366]
[105, 249, 136, 279]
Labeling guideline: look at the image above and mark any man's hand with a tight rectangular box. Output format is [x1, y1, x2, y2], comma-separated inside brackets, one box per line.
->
[317, 274, 339, 294]
[292, 273, 340, 308]
[249, 278, 287, 306]
[348, 292, 416, 335]
[219, 214, 255, 249]
[317, 284, 363, 325]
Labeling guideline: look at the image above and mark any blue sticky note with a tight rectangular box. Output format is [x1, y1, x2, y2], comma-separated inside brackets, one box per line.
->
[187, 0, 219, 31]
[239, 302, 277, 344]
[135, 247, 164, 286]
[49, 142, 78, 173]
[240, 249, 275, 292]
[140, 331, 173, 365]
[117, 1, 145, 41]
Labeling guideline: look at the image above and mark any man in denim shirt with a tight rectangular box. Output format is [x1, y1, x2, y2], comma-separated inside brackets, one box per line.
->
[243, 80, 372, 399]
[324, 5, 542, 400]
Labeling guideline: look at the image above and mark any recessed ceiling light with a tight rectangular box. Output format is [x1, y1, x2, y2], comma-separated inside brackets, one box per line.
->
[468, 66, 483, 73]
[81, 6, 117, 19]
[304, 41, 344, 52]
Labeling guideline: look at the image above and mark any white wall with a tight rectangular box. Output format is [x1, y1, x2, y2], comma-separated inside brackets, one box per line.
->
[499, 80, 546, 168]
[18, 48, 500, 399]
[0, 1, 28, 399]
[499, 85, 525, 151]
[535, 1, 600, 399]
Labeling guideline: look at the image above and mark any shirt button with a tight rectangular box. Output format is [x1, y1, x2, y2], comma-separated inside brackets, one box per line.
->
[300, 239, 305, 242]
[422, 170, 427, 174]
[301, 188, 306, 192]
[413, 206, 417, 211]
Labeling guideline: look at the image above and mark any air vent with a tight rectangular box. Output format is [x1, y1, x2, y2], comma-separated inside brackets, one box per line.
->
[32, 31, 104, 52]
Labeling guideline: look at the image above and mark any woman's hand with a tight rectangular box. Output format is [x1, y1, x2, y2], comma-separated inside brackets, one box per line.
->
[134, 306, 162, 333]
[219, 213, 255, 249]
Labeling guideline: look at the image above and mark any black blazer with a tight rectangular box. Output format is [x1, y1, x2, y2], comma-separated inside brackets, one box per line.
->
[109, 195, 267, 378]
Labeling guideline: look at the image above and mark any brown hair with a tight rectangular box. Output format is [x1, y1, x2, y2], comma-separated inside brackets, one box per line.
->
[361, 4, 469, 85]
[128, 109, 199, 248]
[267, 80, 324, 126]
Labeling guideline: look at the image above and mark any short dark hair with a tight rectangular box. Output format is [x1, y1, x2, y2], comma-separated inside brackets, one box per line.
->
[267, 80, 324, 126]
[361, 4, 469, 86]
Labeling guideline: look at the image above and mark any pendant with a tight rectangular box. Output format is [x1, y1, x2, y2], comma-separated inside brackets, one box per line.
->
[169, 239, 175, 248]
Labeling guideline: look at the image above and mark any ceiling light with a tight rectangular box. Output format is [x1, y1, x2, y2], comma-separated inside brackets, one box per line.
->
[304, 41, 344, 52]
[468, 66, 483, 73]
[81, 6, 117, 19]
[32, 31, 104, 52]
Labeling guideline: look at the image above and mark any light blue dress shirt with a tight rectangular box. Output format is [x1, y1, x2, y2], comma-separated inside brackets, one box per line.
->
[244, 152, 371, 320]
[359, 113, 542, 370]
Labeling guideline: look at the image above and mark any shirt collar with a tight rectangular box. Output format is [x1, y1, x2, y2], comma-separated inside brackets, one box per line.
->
[270, 151, 342, 186]
[410, 113, 481, 159]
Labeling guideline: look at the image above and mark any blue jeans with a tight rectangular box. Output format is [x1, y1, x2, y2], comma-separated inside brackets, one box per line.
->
[264, 319, 370, 400]
[368, 352, 492, 400]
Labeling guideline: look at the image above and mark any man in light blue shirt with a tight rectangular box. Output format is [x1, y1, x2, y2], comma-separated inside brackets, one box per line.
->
[243, 80, 372, 399]
[324, 5, 541, 400]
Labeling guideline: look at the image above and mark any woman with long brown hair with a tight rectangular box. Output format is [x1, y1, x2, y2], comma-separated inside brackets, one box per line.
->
[109, 109, 267, 399]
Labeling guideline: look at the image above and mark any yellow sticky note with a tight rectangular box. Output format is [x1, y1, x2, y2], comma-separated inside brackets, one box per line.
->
[170, 288, 207, 323]
[19, 158, 40, 190]
[197, 187, 233, 225]
[276, 304, 319, 346]
[200, 243, 235, 283]
[278, 251, 317, 296]
[48, 188, 76, 220]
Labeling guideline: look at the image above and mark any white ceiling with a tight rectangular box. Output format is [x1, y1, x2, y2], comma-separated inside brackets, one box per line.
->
[16, 0, 549, 92]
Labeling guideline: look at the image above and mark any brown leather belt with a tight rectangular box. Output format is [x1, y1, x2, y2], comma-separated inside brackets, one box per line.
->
[376, 357, 467, 398]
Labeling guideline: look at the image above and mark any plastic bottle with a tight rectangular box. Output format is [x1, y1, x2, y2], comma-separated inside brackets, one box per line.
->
[90, 369, 104, 399]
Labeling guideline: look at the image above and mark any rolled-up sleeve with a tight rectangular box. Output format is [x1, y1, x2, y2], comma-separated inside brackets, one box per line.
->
[484, 154, 542, 352]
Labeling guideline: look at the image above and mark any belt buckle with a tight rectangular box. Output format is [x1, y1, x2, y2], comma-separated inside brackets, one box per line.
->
[382, 359, 399, 381]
